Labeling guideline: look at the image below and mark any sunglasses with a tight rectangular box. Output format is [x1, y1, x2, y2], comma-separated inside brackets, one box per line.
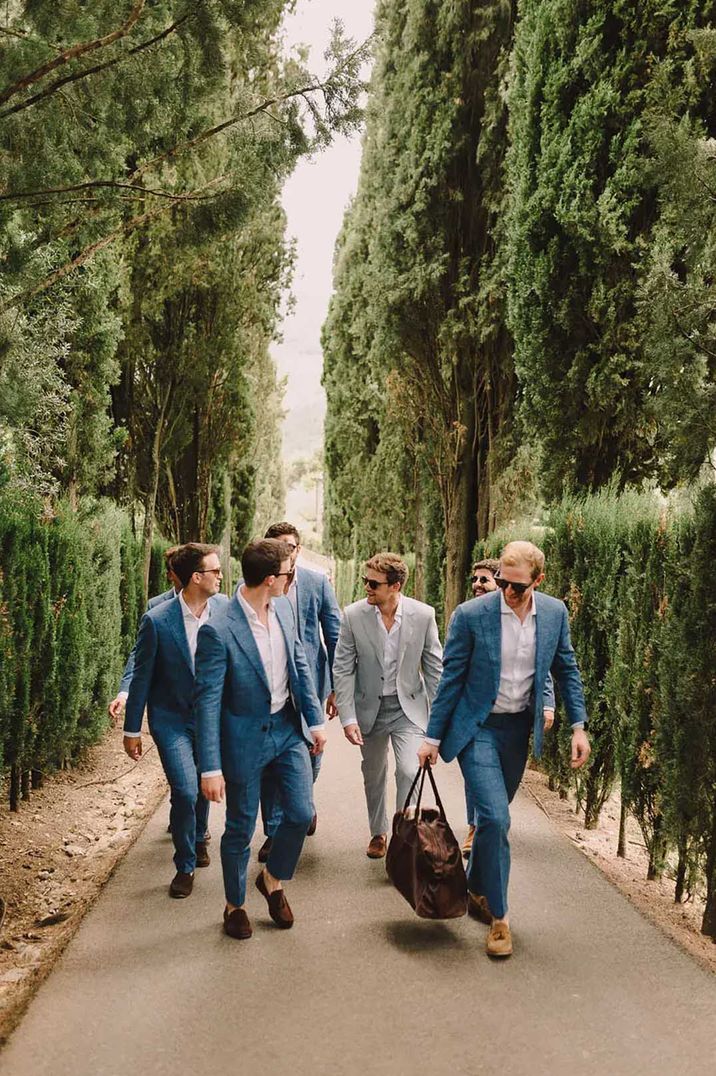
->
[196, 567, 222, 576]
[495, 576, 531, 595]
[362, 576, 389, 590]
[472, 575, 492, 585]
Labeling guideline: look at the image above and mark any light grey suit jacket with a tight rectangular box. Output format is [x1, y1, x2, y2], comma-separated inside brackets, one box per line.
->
[333, 596, 443, 735]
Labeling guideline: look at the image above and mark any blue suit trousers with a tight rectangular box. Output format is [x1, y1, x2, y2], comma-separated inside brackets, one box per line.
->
[458, 712, 532, 919]
[222, 705, 314, 907]
[151, 719, 210, 875]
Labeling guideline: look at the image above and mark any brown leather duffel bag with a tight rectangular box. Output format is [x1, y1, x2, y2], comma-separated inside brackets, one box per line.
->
[386, 762, 467, 919]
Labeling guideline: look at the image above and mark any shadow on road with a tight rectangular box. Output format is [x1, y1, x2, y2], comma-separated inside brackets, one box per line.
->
[383, 918, 469, 954]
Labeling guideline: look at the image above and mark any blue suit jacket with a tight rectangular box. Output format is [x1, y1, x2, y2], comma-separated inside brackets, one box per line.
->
[293, 566, 341, 701]
[426, 590, 587, 761]
[118, 587, 178, 693]
[123, 593, 228, 736]
[193, 593, 324, 782]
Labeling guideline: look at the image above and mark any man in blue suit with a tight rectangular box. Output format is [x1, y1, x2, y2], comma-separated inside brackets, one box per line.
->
[195, 539, 326, 941]
[123, 544, 227, 898]
[107, 545, 181, 723]
[258, 522, 341, 858]
[418, 541, 590, 959]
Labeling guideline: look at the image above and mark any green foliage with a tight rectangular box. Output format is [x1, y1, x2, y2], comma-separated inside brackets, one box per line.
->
[0, 492, 144, 803]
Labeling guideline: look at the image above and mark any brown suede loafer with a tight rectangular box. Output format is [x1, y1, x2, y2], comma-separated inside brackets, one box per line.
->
[257, 836, 273, 863]
[461, 825, 476, 859]
[467, 891, 492, 925]
[255, 870, 294, 929]
[366, 834, 387, 859]
[223, 907, 252, 940]
[306, 812, 318, 836]
[486, 920, 513, 958]
[169, 871, 194, 899]
[195, 841, 210, 868]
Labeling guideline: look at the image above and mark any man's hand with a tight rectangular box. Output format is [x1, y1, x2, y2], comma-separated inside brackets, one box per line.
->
[325, 692, 338, 720]
[201, 775, 225, 802]
[570, 728, 591, 769]
[123, 735, 142, 761]
[543, 708, 555, 731]
[343, 723, 364, 746]
[310, 728, 327, 755]
[417, 741, 439, 767]
[108, 696, 126, 723]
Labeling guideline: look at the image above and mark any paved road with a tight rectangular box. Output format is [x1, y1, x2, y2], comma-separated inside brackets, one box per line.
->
[3, 722, 716, 1076]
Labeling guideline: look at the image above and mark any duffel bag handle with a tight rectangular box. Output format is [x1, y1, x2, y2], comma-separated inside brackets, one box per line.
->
[403, 761, 448, 821]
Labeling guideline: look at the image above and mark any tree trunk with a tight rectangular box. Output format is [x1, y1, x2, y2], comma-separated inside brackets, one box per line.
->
[617, 796, 627, 858]
[413, 456, 425, 602]
[674, 836, 688, 904]
[220, 468, 233, 595]
[20, 770, 30, 801]
[700, 810, 716, 939]
[647, 817, 665, 881]
[9, 765, 20, 812]
[142, 414, 165, 604]
[31, 769, 43, 790]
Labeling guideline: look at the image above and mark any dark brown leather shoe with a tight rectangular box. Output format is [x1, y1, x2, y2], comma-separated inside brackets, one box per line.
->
[366, 834, 387, 859]
[223, 907, 252, 940]
[255, 870, 294, 929]
[306, 812, 318, 836]
[257, 836, 273, 863]
[169, 871, 194, 898]
[468, 891, 492, 925]
[195, 841, 210, 868]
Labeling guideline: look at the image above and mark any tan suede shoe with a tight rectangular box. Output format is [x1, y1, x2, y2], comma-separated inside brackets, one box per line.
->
[486, 919, 512, 958]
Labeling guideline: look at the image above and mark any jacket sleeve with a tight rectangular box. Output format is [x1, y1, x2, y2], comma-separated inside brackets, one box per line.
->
[193, 622, 228, 775]
[420, 609, 443, 705]
[543, 671, 555, 710]
[550, 605, 588, 727]
[319, 574, 342, 688]
[425, 606, 473, 742]
[294, 636, 324, 728]
[118, 643, 136, 695]
[332, 610, 359, 727]
[123, 615, 158, 736]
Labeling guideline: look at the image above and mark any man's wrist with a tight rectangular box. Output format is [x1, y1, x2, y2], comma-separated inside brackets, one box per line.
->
[425, 737, 441, 747]
[118, 691, 129, 702]
[201, 770, 222, 779]
[571, 722, 586, 731]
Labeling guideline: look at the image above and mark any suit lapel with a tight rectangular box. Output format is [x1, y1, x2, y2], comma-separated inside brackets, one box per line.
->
[166, 597, 194, 674]
[227, 595, 270, 694]
[533, 591, 549, 688]
[274, 599, 296, 680]
[397, 598, 413, 669]
[296, 567, 311, 641]
[479, 594, 502, 696]
[361, 601, 384, 666]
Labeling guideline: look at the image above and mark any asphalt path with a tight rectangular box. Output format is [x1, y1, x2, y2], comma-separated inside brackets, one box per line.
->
[3, 720, 716, 1076]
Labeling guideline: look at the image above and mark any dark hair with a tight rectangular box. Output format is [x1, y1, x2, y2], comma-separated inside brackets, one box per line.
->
[242, 538, 291, 587]
[364, 552, 409, 589]
[164, 545, 180, 567]
[473, 558, 499, 576]
[171, 543, 220, 587]
[264, 521, 300, 544]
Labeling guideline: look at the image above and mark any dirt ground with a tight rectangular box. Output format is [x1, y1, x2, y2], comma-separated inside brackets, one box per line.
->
[1, 741, 714, 1045]
[522, 767, 716, 975]
[0, 729, 167, 1043]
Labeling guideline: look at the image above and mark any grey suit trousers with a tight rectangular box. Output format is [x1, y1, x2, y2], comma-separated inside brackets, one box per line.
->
[359, 694, 423, 837]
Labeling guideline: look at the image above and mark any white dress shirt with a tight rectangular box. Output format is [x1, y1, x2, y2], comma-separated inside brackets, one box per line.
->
[237, 586, 290, 714]
[178, 591, 210, 669]
[493, 592, 536, 712]
[375, 597, 403, 696]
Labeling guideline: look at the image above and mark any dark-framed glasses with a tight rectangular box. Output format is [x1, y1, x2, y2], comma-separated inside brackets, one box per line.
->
[495, 576, 530, 595]
[472, 575, 492, 585]
[362, 576, 388, 590]
[196, 567, 222, 576]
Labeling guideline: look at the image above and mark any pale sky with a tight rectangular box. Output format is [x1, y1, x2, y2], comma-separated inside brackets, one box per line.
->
[274, 0, 376, 464]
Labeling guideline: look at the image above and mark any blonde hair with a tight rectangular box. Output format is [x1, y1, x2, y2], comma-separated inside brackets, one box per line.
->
[365, 552, 409, 589]
[500, 540, 545, 581]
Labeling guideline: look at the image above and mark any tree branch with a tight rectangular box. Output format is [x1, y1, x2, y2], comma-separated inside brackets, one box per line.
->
[0, 1, 146, 107]
[0, 180, 217, 203]
[0, 13, 192, 122]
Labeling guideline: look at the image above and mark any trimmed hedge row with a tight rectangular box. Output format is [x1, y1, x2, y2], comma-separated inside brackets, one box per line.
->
[475, 485, 716, 938]
[0, 492, 152, 809]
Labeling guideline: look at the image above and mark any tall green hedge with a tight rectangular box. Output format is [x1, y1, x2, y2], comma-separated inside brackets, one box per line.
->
[475, 485, 716, 938]
[0, 492, 144, 809]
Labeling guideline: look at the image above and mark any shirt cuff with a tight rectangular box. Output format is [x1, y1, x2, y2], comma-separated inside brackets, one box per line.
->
[118, 691, 129, 702]
[570, 723, 585, 730]
[425, 737, 441, 746]
[339, 715, 359, 728]
[201, 770, 223, 778]
[309, 723, 326, 733]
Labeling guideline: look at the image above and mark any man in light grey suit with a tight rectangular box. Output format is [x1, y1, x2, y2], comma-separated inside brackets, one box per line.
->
[333, 552, 443, 859]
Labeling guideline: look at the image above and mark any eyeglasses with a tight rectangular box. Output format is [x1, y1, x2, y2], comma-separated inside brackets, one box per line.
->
[362, 576, 388, 590]
[196, 568, 222, 576]
[275, 571, 292, 578]
[495, 576, 531, 595]
[472, 575, 492, 585]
